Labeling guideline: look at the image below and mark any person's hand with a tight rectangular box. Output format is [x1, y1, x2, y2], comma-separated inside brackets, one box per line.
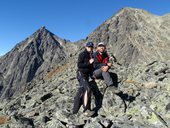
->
[101, 66, 109, 72]
[89, 58, 94, 64]
[107, 62, 112, 67]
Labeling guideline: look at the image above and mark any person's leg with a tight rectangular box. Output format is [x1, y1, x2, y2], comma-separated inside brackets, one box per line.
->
[93, 69, 103, 79]
[72, 87, 84, 114]
[83, 85, 91, 111]
[102, 72, 122, 94]
[109, 72, 118, 87]
[93, 70, 122, 101]
[77, 71, 92, 112]
[90, 81, 103, 112]
[102, 71, 113, 86]
[84, 90, 88, 108]
[82, 84, 95, 117]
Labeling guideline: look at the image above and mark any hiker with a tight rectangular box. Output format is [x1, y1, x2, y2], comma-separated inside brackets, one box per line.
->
[72, 42, 95, 116]
[93, 42, 121, 93]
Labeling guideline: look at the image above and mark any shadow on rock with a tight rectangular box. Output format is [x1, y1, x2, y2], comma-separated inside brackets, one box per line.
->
[13, 114, 34, 128]
[116, 91, 139, 113]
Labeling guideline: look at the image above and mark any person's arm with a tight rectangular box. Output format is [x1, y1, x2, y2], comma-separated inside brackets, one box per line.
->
[77, 52, 90, 68]
[103, 52, 112, 67]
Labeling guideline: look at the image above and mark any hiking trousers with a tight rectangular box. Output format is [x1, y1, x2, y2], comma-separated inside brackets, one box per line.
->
[93, 69, 113, 86]
[72, 71, 92, 114]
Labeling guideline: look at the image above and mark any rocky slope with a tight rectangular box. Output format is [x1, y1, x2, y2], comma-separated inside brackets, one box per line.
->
[0, 7, 170, 128]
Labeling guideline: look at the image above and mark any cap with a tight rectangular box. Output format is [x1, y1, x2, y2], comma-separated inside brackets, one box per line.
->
[86, 42, 94, 47]
[97, 42, 105, 46]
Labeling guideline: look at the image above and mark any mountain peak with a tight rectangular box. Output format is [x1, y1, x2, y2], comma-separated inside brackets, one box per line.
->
[37, 26, 50, 34]
[87, 7, 170, 66]
[33, 26, 53, 37]
[40, 26, 46, 30]
[110, 7, 157, 20]
[121, 7, 143, 11]
[0, 26, 69, 99]
[118, 7, 148, 14]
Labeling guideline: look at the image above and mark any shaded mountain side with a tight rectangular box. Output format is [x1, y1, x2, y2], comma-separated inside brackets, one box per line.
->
[86, 7, 170, 66]
[0, 27, 77, 99]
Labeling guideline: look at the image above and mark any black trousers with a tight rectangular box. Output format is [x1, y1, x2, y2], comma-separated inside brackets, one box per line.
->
[72, 71, 92, 114]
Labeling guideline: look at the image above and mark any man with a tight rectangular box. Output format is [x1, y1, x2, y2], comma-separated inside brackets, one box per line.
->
[72, 42, 95, 116]
[93, 42, 121, 94]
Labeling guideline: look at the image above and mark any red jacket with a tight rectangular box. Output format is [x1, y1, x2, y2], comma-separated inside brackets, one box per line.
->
[93, 51, 109, 69]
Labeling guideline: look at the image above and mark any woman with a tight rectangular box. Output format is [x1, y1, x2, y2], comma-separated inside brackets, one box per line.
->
[72, 42, 95, 116]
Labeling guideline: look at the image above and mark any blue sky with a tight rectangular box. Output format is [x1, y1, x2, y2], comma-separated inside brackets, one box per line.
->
[0, 0, 170, 56]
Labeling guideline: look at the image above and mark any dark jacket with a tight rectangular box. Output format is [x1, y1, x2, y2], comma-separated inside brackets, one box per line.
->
[77, 49, 93, 74]
[93, 51, 109, 69]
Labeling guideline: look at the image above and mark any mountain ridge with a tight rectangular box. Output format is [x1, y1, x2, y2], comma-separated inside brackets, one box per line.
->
[86, 7, 170, 66]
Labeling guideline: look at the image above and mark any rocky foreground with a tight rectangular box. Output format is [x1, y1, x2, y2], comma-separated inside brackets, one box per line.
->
[0, 7, 170, 128]
[0, 58, 170, 128]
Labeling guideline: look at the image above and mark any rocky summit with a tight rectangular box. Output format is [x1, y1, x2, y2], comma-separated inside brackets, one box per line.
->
[0, 7, 170, 128]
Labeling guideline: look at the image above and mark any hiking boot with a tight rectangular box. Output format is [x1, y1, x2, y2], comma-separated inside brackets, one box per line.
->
[83, 110, 95, 117]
